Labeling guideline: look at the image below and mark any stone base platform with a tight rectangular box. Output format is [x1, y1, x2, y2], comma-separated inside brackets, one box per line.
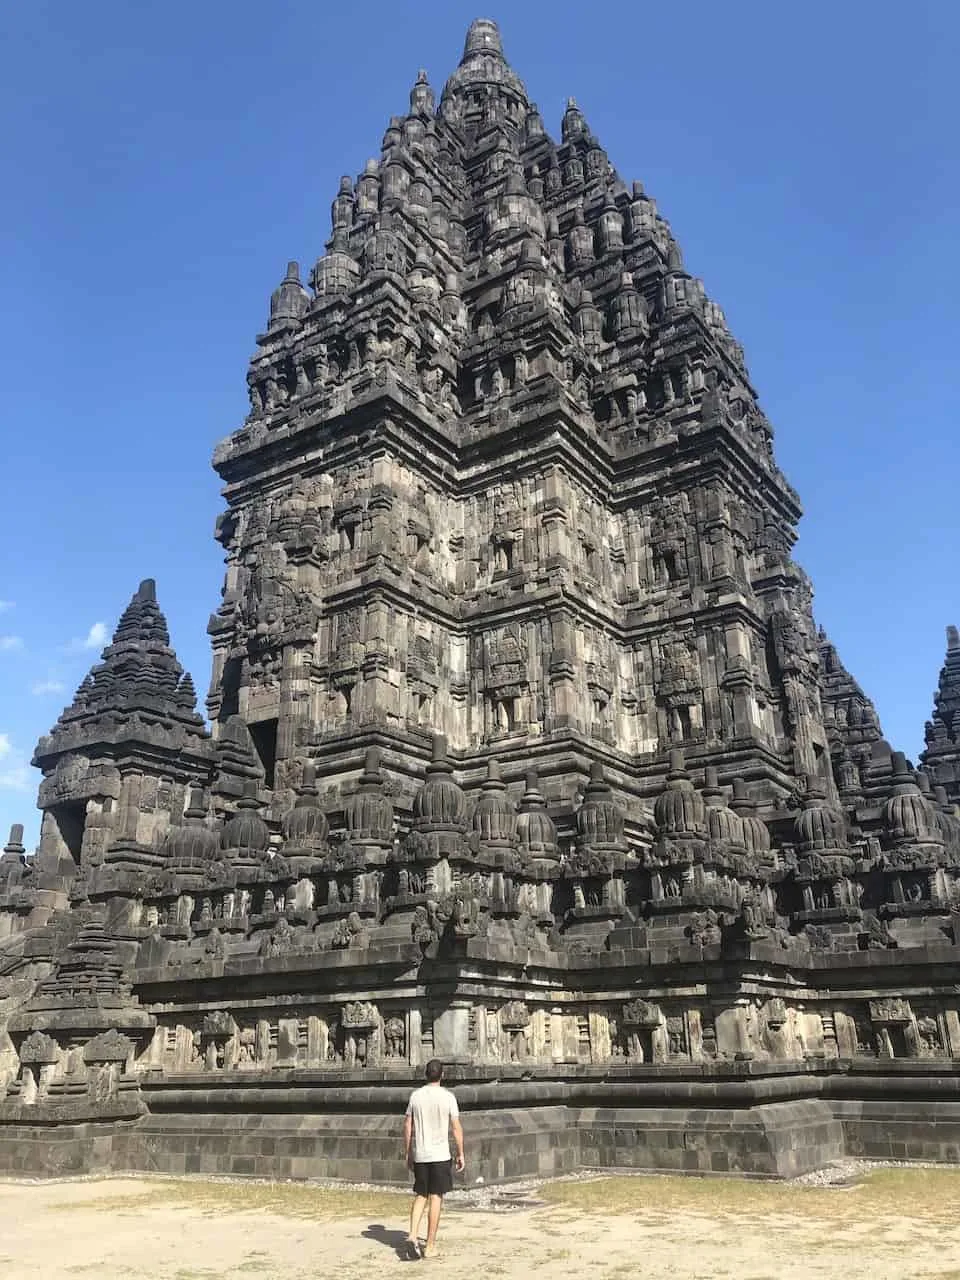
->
[2, 1061, 960, 1182]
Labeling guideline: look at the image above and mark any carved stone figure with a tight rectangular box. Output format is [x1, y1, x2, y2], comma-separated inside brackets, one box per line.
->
[383, 1016, 406, 1060]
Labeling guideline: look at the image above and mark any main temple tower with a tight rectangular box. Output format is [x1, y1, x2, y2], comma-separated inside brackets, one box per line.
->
[207, 18, 831, 835]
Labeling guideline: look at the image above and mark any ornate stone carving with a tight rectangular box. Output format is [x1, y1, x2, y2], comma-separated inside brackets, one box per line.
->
[18, 1032, 59, 1065]
[383, 1016, 406, 1060]
[869, 998, 912, 1025]
[342, 1001, 378, 1029]
[82, 1029, 133, 1064]
[331, 911, 367, 949]
[622, 999, 662, 1028]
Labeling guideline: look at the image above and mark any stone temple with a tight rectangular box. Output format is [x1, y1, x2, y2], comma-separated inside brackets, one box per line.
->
[2, 19, 959, 1181]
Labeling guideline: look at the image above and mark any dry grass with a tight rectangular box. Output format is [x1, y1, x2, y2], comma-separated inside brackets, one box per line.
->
[54, 1177, 408, 1220]
[53, 1166, 960, 1229]
[540, 1167, 960, 1224]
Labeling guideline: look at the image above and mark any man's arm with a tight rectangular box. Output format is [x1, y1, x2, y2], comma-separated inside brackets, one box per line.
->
[403, 1112, 415, 1169]
[451, 1115, 465, 1172]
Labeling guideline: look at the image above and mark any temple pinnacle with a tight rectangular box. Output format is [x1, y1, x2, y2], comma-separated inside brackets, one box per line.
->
[463, 18, 503, 59]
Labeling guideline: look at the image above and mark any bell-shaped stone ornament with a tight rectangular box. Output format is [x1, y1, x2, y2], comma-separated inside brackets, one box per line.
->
[562, 96, 587, 141]
[268, 262, 309, 330]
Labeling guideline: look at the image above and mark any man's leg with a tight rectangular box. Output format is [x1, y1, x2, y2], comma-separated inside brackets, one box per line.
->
[408, 1193, 428, 1246]
[423, 1193, 443, 1255]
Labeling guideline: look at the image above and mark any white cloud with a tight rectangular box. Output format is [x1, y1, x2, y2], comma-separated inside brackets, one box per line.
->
[31, 680, 65, 696]
[67, 620, 109, 653]
[83, 621, 108, 649]
[0, 635, 23, 652]
[0, 736, 31, 792]
[0, 600, 14, 612]
[0, 764, 31, 792]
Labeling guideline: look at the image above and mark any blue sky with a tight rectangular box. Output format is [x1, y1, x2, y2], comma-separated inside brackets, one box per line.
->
[1, 1, 956, 849]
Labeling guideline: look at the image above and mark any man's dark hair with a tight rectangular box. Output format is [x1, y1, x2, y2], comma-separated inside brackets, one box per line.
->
[424, 1058, 444, 1083]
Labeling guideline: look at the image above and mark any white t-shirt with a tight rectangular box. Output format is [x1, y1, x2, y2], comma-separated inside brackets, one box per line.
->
[405, 1083, 459, 1163]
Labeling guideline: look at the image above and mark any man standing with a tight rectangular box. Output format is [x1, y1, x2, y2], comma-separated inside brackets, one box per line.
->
[402, 1059, 465, 1260]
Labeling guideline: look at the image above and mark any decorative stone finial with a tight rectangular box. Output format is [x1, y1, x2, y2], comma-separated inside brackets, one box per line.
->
[164, 786, 218, 872]
[410, 68, 435, 115]
[576, 761, 625, 849]
[517, 769, 557, 858]
[5, 823, 24, 850]
[795, 775, 847, 853]
[413, 735, 465, 828]
[2, 824, 25, 860]
[562, 97, 587, 141]
[269, 260, 309, 328]
[890, 751, 912, 784]
[524, 103, 545, 140]
[183, 785, 207, 819]
[282, 761, 328, 851]
[609, 269, 647, 339]
[702, 766, 722, 800]
[463, 18, 503, 59]
[884, 752, 940, 846]
[344, 747, 392, 841]
[473, 758, 517, 844]
[730, 778, 771, 854]
[731, 778, 751, 806]
[653, 749, 707, 837]
[220, 780, 271, 858]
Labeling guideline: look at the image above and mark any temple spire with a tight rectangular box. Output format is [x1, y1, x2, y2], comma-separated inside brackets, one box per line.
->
[817, 627, 883, 775]
[921, 624, 960, 805]
[441, 17, 528, 131]
[35, 578, 205, 769]
[462, 18, 504, 59]
[113, 578, 169, 646]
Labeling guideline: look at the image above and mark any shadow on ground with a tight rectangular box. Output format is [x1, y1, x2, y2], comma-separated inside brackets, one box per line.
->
[362, 1222, 418, 1260]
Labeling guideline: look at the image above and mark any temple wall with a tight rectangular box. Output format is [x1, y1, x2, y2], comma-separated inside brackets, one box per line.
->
[8, 1079, 960, 1183]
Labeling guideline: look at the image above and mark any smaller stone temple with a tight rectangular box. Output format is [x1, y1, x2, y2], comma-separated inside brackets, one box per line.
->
[0, 19, 959, 1183]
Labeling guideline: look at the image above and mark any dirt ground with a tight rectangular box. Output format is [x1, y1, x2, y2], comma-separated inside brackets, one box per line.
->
[1, 1168, 960, 1280]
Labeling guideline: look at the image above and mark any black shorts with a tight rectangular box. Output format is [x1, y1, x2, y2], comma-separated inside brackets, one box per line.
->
[413, 1159, 453, 1197]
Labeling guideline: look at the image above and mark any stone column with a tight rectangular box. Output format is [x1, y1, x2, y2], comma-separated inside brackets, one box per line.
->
[277, 644, 310, 772]
[547, 610, 579, 731]
[540, 468, 571, 565]
[367, 462, 396, 557]
[118, 771, 144, 843]
[360, 596, 396, 726]
[407, 1008, 423, 1067]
